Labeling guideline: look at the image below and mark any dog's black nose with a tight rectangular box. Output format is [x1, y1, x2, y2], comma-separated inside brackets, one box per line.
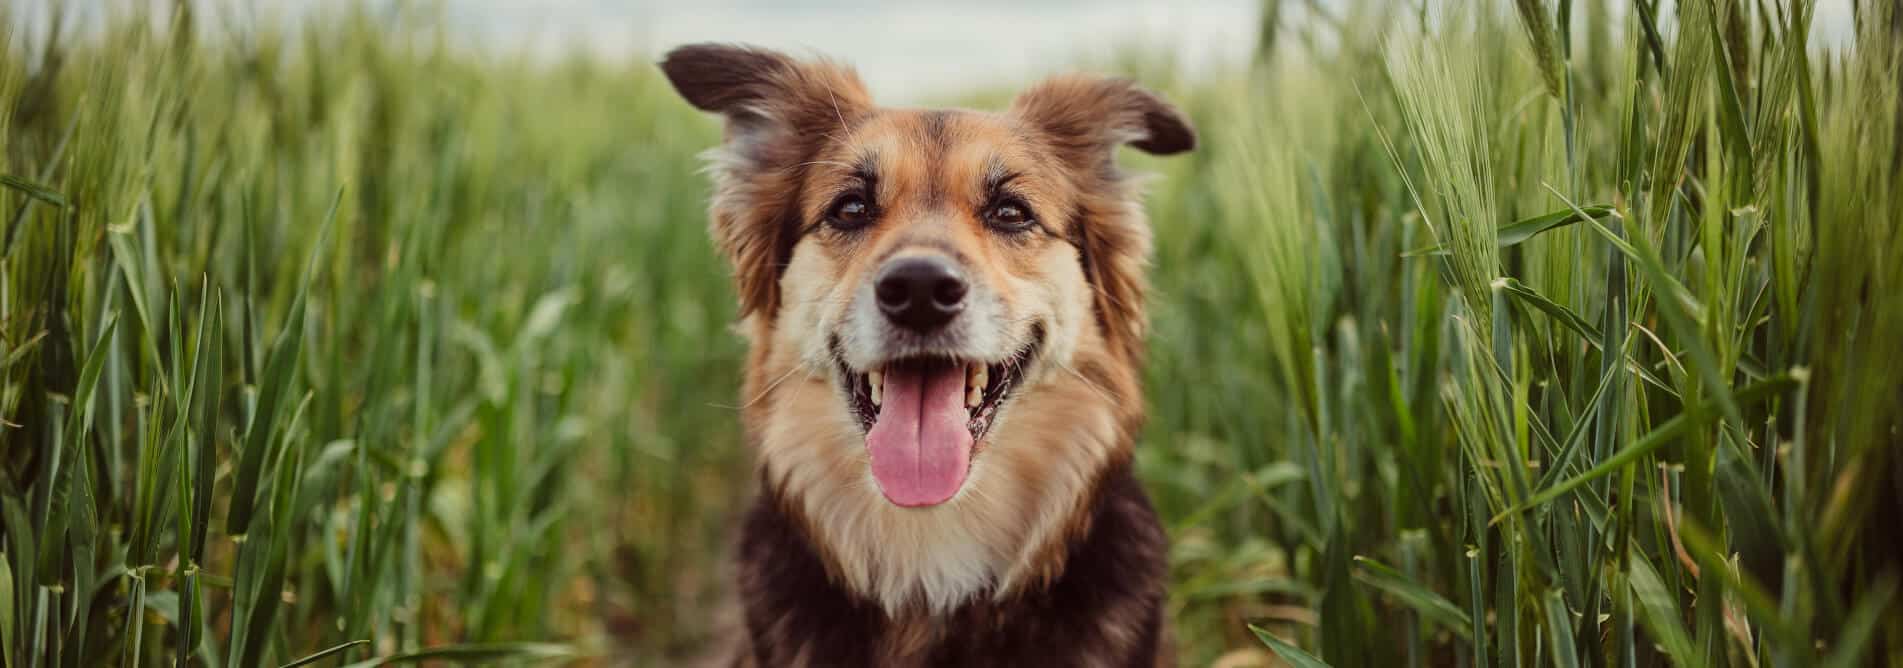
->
[875, 256, 967, 332]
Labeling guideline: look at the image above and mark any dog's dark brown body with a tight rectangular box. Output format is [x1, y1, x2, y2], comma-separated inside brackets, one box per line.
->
[737, 463, 1166, 666]
[660, 42, 1193, 667]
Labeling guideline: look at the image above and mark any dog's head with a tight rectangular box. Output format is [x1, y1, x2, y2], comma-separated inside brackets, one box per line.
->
[663, 43, 1192, 507]
[663, 43, 1190, 611]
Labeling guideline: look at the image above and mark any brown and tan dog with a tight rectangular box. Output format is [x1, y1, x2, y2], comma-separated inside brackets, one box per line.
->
[660, 43, 1195, 666]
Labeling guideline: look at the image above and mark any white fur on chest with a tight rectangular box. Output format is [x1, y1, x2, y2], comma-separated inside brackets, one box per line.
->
[813, 462, 1014, 613]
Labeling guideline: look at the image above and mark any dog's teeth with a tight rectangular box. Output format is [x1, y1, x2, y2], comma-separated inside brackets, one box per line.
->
[966, 364, 987, 408]
[869, 370, 883, 406]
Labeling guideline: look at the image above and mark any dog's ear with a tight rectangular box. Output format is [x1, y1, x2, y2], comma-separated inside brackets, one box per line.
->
[1009, 75, 1195, 163]
[1010, 76, 1192, 365]
[660, 43, 872, 318]
[661, 44, 872, 151]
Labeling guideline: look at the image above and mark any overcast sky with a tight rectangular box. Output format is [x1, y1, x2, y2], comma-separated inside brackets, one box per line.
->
[442, 0, 1264, 103]
[11, 1, 1860, 104]
[436, 1, 1857, 102]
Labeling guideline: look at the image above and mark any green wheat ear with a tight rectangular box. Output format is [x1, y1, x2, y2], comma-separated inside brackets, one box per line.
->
[1384, 29, 1501, 337]
[1512, 0, 1566, 101]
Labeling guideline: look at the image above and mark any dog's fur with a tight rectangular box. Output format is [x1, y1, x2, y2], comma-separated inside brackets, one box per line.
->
[660, 43, 1194, 667]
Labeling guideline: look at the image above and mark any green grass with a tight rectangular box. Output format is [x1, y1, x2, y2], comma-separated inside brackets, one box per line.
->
[3, 1, 1900, 666]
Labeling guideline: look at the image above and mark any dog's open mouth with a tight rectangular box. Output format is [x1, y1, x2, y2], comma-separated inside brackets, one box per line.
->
[836, 329, 1042, 507]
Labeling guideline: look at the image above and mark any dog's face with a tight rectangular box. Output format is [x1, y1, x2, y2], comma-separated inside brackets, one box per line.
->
[663, 43, 1191, 611]
[785, 108, 1097, 506]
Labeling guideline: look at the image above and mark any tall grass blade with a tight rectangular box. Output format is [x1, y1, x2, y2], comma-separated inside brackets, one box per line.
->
[1352, 556, 1474, 639]
[1250, 625, 1332, 668]
[226, 192, 337, 538]
[336, 642, 576, 667]
[0, 176, 64, 209]
[279, 640, 369, 668]
[1402, 205, 1616, 256]
[1818, 575, 1898, 668]
[1542, 588, 1580, 668]
[1496, 373, 1797, 520]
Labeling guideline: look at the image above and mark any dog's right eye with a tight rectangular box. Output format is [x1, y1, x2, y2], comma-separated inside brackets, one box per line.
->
[827, 195, 874, 230]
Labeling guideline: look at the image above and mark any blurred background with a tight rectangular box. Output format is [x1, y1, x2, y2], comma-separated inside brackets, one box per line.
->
[3, 1, 1899, 667]
[2, 1, 1861, 99]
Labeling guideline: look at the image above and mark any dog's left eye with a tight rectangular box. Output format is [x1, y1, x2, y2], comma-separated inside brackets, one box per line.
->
[984, 201, 1035, 232]
[827, 194, 874, 230]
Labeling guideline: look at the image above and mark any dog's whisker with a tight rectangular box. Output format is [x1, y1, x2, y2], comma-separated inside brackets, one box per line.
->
[825, 86, 853, 139]
[1081, 279, 1138, 316]
[799, 159, 856, 170]
[1054, 360, 1120, 405]
[711, 362, 811, 411]
[794, 294, 857, 307]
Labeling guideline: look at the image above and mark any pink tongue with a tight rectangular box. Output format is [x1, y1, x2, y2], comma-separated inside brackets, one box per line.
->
[866, 365, 973, 507]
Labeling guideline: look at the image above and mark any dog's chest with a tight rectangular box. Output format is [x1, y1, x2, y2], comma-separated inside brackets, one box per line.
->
[734, 468, 1170, 667]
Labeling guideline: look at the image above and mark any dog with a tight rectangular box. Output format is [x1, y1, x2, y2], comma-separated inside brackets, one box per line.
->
[660, 43, 1195, 666]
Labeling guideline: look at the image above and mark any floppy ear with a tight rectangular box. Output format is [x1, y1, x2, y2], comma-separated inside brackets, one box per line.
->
[1009, 75, 1196, 163]
[1012, 77, 1187, 365]
[1009, 76, 1194, 365]
[660, 43, 873, 318]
